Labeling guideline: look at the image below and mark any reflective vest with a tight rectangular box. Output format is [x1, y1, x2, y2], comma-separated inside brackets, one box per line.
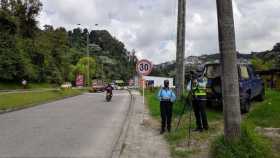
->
[194, 78, 207, 96]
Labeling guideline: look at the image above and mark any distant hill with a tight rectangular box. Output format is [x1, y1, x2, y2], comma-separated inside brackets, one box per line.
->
[151, 43, 280, 77]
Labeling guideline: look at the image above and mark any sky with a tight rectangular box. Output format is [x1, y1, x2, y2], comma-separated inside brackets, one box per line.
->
[38, 0, 280, 64]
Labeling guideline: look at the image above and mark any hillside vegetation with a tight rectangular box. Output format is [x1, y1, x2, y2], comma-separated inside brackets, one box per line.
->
[0, 0, 137, 85]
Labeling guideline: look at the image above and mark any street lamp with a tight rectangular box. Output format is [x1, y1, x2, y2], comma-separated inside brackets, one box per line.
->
[76, 24, 98, 87]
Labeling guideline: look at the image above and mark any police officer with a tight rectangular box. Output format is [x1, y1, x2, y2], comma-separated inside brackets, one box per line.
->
[188, 76, 209, 132]
[158, 80, 176, 134]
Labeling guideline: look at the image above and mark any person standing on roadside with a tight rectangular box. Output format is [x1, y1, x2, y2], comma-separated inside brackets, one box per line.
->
[187, 76, 209, 132]
[157, 80, 176, 134]
[22, 79, 27, 89]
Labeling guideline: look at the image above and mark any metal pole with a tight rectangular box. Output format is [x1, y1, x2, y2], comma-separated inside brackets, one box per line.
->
[188, 74, 193, 147]
[87, 33, 90, 87]
[143, 78, 145, 105]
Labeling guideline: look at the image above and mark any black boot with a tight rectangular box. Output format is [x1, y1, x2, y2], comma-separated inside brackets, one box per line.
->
[167, 125, 171, 133]
[192, 128, 203, 132]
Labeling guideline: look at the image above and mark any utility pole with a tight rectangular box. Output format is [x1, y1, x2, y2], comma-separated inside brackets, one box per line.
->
[216, 0, 241, 141]
[86, 32, 90, 87]
[77, 24, 98, 87]
[176, 0, 186, 97]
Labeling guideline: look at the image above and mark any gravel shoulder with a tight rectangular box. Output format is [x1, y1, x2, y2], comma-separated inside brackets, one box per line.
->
[120, 91, 170, 158]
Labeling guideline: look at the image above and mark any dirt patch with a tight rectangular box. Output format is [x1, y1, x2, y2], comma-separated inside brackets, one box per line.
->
[172, 120, 224, 158]
[256, 127, 280, 158]
[256, 127, 280, 138]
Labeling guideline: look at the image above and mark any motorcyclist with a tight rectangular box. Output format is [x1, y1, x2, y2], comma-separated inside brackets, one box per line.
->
[105, 83, 113, 96]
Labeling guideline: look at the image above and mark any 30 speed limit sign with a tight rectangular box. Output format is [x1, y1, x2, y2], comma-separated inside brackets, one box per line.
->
[136, 59, 153, 76]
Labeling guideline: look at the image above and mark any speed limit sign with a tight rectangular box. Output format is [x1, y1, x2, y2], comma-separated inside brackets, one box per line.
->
[136, 59, 153, 76]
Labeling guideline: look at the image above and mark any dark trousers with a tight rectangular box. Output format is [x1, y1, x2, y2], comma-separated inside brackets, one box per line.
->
[193, 96, 208, 129]
[160, 101, 173, 131]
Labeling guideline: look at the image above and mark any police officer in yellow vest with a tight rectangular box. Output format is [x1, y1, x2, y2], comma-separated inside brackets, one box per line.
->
[187, 76, 209, 132]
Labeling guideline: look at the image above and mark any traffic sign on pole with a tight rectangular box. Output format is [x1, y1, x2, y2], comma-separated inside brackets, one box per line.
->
[136, 59, 153, 76]
[136, 59, 153, 113]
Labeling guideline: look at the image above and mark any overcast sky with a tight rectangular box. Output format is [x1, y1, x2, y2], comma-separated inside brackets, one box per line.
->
[38, 0, 280, 64]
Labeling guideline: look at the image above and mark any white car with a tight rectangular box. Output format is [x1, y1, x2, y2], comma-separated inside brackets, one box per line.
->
[61, 82, 72, 89]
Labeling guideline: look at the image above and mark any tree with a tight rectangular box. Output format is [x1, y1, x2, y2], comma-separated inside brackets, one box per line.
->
[75, 57, 97, 85]
[216, 0, 241, 140]
[251, 57, 274, 71]
[0, 0, 9, 11]
[272, 43, 280, 52]
[175, 0, 186, 97]
[0, 11, 20, 81]
[0, 1, 134, 84]
[11, 0, 42, 38]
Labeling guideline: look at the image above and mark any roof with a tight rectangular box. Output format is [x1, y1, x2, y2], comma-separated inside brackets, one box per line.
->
[205, 62, 251, 66]
[143, 76, 174, 80]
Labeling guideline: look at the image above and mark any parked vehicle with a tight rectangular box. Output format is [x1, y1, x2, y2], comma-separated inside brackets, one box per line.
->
[204, 63, 265, 113]
[114, 80, 125, 90]
[61, 82, 72, 89]
[90, 80, 106, 93]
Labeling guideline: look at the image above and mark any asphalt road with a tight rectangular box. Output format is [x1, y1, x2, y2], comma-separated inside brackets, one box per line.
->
[0, 90, 131, 158]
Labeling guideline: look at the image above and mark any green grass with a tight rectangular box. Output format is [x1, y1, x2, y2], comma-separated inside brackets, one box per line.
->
[246, 90, 280, 128]
[0, 89, 84, 111]
[211, 123, 273, 158]
[0, 82, 56, 90]
[145, 89, 280, 158]
[211, 89, 280, 158]
[145, 89, 222, 158]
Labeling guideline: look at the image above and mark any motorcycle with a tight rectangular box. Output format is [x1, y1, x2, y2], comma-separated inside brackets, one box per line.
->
[106, 92, 112, 102]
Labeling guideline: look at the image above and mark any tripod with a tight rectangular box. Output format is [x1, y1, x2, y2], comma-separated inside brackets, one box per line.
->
[175, 74, 195, 147]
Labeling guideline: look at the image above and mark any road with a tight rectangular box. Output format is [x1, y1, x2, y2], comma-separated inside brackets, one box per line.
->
[0, 91, 131, 158]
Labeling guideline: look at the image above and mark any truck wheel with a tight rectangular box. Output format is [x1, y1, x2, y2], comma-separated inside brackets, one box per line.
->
[256, 88, 265, 101]
[241, 94, 251, 114]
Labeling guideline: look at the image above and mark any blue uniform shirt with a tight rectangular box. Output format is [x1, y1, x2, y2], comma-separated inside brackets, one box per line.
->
[157, 88, 176, 103]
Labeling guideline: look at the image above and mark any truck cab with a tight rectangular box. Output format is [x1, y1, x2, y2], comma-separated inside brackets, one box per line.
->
[204, 63, 265, 113]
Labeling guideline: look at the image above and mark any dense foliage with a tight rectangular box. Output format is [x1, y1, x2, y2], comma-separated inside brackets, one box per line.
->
[0, 0, 137, 84]
[251, 43, 280, 71]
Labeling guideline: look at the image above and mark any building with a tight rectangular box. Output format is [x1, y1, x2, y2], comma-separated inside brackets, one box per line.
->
[143, 76, 174, 88]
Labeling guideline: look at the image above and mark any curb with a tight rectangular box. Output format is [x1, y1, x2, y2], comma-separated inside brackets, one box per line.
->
[111, 90, 135, 158]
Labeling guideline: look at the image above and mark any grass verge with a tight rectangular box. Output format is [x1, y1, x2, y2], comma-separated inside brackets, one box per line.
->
[145, 89, 222, 158]
[145, 89, 279, 158]
[211, 122, 272, 158]
[246, 90, 280, 128]
[0, 89, 84, 112]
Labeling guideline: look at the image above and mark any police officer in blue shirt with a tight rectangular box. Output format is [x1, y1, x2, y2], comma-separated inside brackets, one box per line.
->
[158, 80, 176, 134]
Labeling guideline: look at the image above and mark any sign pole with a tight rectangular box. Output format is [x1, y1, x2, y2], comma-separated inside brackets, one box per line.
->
[143, 78, 145, 105]
[136, 59, 153, 105]
[136, 59, 153, 122]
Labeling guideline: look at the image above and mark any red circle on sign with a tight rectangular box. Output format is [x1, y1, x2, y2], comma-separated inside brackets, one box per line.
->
[136, 59, 153, 76]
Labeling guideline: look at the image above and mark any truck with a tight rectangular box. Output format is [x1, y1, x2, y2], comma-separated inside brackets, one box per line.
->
[90, 79, 106, 93]
[203, 63, 265, 113]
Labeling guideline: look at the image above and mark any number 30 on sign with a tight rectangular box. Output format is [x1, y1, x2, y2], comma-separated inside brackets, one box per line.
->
[136, 59, 153, 76]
